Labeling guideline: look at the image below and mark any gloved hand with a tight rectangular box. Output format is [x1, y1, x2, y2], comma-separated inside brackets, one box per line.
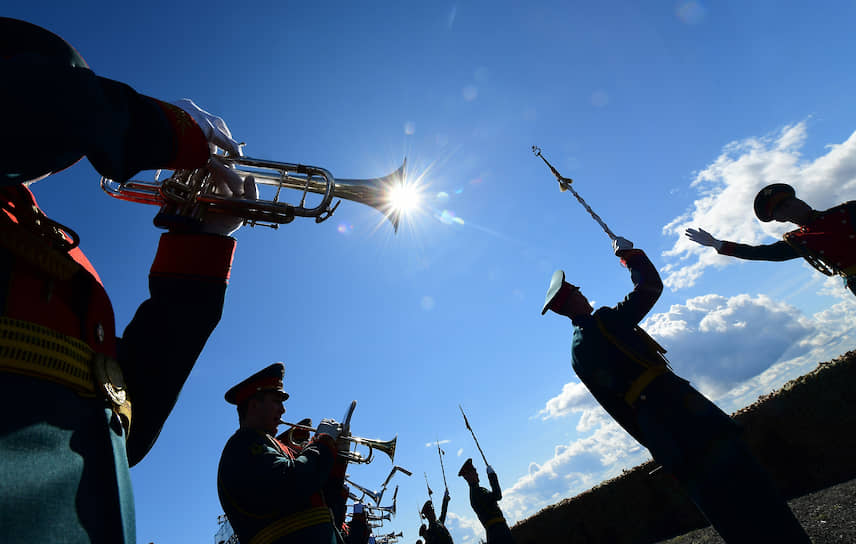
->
[486, 465, 496, 477]
[443, 488, 450, 502]
[171, 99, 243, 156]
[195, 158, 258, 236]
[612, 236, 633, 255]
[685, 227, 723, 250]
[315, 418, 341, 441]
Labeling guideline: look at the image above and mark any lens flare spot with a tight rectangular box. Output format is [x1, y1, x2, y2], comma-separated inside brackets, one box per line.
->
[421, 296, 435, 311]
[404, 121, 416, 135]
[454, 188, 464, 195]
[436, 210, 465, 225]
[436, 191, 449, 201]
[337, 223, 353, 234]
[462, 85, 478, 101]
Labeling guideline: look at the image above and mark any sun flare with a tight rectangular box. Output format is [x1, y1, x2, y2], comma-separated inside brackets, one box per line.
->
[388, 182, 423, 214]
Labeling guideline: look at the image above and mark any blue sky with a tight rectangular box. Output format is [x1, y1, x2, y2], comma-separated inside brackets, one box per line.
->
[9, 2, 856, 543]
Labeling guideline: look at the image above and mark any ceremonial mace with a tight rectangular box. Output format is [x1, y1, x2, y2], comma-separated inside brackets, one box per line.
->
[436, 437, 449, 493]
[459, 404, 489, 466]
[532, 146, 617, 241]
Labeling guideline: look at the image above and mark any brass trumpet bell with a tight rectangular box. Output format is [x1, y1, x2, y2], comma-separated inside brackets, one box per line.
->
[346, 434, 397, 465]
[100, 156, 408, 232]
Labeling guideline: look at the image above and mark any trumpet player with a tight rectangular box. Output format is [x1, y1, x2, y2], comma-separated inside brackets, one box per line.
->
[457, 459, 513, 544]
[217, 363, 349, 544]
[345, 503, 371, 544]
[0, 17, 255, 544]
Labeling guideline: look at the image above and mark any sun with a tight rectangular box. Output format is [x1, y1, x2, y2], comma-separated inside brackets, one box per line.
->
[388, 182, 423, 214]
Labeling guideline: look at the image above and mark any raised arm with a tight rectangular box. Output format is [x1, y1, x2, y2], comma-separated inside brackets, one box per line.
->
[439, 488, 451, 525]
[612, 238, 663, 325]
[486, 465, 502, 501]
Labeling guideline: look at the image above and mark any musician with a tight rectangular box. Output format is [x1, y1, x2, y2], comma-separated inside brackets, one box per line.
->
[541, 237, 810, 543]
[0, 17, 254, 544]
[217, 363, 349, 544]
[686, 183, 856, 295]
[420, 492, 453, 544]
[345, 503, 371, 544]
[457, 459, 513, 543]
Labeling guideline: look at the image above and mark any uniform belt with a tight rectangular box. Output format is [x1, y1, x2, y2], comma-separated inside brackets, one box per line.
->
[624, 365, 668, 406]
[0, 316, 132, 435]
[249, 506, 333, 544]
[484, 516, 506, 529]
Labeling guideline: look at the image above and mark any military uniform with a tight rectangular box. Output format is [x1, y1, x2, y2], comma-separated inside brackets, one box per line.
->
[420, 496, 453, 544]
[545, 248, 810, 543]
[718, 201, 856, 295]
[0, 18, 233, 544]
[458, 459, 512, 544]
[217, 364, 347, 544]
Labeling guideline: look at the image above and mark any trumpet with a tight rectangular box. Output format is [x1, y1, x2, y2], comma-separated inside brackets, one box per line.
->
[101, 155, 408, 232]
[279, 420, 396, 465]
[347, 480, 382, 506]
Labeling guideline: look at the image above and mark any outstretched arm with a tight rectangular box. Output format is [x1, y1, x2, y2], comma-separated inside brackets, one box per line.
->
[686, 228, 798, 261]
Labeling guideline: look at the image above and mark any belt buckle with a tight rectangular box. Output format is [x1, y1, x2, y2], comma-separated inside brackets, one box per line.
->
[93, 353, 127, 406]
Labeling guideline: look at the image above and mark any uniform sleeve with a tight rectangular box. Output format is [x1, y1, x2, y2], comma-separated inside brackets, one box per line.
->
[718, 240, 798, 261]
[613, 249, 663, 325]
[2, 57, 208, 185]
[323, 456, 349, 527]
[487, 472, 502, 501]
[120, 232, 236, 466]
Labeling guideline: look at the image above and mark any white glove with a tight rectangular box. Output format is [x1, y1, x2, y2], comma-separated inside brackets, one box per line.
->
[171, 99, 243, 156]
[612, 236, 633, 255]
[195, 158, 258, 236]
[486, 465, 496, 477]
[685, 228, 723, 250]
[315, 418, 341, 441]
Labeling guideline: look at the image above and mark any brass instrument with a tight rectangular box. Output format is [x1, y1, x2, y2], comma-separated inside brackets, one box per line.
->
[279, 411, 396, 465]
[346, 477, 382, 505]
[364, 485, 398, 515]
[101, 155, 408, 232]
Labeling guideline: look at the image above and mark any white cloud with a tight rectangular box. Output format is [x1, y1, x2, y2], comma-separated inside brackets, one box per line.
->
[661, 121, 856, 289]
[445, 512, 484, 544]
[642, 293, 817, 397]
[534, 381, 597, 421]
[499, 420, 647, 523]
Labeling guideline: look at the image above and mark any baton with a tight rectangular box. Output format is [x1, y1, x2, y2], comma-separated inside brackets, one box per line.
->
[424, 472, 433, 501]
[459, 404, 489, 466]
[436, 438, 448, 491]
[532, 146, 616, 241]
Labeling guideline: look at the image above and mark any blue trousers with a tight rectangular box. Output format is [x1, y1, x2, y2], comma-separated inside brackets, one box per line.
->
[0, 375, 135, 544]
[635, 374, 809, 544]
